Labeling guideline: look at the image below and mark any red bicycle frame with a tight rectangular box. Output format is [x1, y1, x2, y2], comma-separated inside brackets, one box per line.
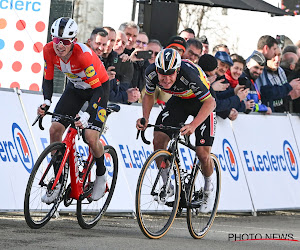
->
[40, 126, 94, 200]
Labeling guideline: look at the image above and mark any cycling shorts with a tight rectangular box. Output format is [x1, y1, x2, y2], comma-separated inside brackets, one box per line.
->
[155, 96, 216, 146]
[52, 81, 109, 132]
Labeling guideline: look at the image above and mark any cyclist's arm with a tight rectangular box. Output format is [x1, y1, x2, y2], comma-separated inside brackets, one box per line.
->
[42, 43, 55, 104]
[142, 93, 155, 122]
[192, 96, 215, 127]
[42, 78, 54, 102]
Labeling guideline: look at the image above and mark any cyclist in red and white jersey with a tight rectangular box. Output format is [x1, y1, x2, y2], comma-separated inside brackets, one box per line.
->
[38, 17, 109, 203]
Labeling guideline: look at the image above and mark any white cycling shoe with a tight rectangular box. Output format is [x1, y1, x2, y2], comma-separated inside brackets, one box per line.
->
[200, 184, 215, 213]
[91, 173, 107, 201]
[41, 183, 62, 204]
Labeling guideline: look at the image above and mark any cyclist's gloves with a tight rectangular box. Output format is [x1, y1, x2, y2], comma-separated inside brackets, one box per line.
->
[78, 111, 90, 128]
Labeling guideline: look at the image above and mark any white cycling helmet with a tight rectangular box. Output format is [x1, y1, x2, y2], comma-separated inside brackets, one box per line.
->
[51, 17, 78, 39]
[155, 48, 181, 75]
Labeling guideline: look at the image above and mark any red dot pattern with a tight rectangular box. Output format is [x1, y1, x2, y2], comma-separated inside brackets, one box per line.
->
[33, 42, 43, 53]
[12, 61, 22, 72]
[14, 40, 24, 51]
[10, 82, 20, 89]
[16, 20, 26, 30]
[31, 63, 41, 73]
[35, 21, 45, 32]
[2, 19, 46, 90]
[29, 83, 39, 91]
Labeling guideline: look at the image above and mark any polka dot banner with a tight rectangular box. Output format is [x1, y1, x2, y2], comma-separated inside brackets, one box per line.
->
[10, 82, 20, 89]
[16, 20, 26, 30]
[12, 61, 22, 72]
[35, 21, 45, 32]
[33, 42, 43, 53]
[0, 18, 7, 29]
[1, 1, 51, 90]
[0, 39, 5, 50]
[31, 63, 41, 73]
[29, 83, 40, 91]
[14, 40, 24, 51]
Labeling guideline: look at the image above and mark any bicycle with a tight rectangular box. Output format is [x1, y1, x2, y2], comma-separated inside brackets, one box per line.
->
[135, 120, 221, 239]
[24, 104, 120, 229]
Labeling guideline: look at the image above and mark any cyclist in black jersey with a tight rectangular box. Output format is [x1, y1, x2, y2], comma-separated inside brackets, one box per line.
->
[136, 48, 216, 213]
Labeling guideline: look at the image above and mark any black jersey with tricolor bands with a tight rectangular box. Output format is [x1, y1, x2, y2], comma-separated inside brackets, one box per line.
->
[145, 59, 211, 101]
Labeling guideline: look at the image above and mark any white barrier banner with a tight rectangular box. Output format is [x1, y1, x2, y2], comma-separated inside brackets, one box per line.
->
[0, 0, 51, 90]
[0, 90, 39, 209]
[212, 118, 254, 212]
[232, 114, 300, 211]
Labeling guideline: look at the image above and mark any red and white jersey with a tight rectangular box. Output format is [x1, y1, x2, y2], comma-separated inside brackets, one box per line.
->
[43, 42, 108, 89]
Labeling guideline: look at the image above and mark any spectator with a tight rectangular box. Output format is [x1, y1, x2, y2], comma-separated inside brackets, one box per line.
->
[87, 28, 108, 58]
[119, 21, 139, 55]
[147, 39, 162, 64]
[199, 35, 209, 55]
[179, 28, 195, 41]
[182, 38, 202, 64]
[198, 54, 218, 84]
[282, 45, 298, 55]
[108, 30, 138, 104]
[225, 54, 246, 88]
[113, 30, 127, 56]
[280, 52, 299, 78]
[240, 51, 272, 114]
[165, 36, 187, 57]
[288, 61, 300, 113]
[129, 32, 150, 97]
[212, 44, 230, 56]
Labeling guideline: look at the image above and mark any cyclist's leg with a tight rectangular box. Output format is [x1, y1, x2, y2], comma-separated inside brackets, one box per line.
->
[84, 83, 109, 200]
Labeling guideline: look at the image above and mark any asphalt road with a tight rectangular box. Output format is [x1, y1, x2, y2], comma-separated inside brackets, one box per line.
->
[1, 211, 300, 250]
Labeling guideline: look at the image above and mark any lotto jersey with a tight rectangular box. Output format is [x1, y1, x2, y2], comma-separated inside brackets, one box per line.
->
[43, 42, 108, 89]
[145, 59, 211, 101]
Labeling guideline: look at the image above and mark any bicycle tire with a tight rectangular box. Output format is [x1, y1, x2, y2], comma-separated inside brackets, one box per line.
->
[186, 153, 221, 239]
[24, 142, 68, 229]
[77, 145, 118, 229]
[136, 150, 181, 239]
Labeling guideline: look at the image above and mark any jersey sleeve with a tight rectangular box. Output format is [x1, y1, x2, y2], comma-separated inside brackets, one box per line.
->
[43, 43, 55, 80]
[187, 63, 212, 102]
[145, 64, 157, 96]
[79, 52, 109, 89]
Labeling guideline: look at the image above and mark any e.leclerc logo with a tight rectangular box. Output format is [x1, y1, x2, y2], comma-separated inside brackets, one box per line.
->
[12, 123, 34, 173]
[100, 135, 114, 177]
[283, 140, 298, 180]
[243, 140, 299, 180]
[220, 139, 239, 181]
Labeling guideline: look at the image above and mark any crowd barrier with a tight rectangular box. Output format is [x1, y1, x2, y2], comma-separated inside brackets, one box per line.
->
[1, 88, 300, 214]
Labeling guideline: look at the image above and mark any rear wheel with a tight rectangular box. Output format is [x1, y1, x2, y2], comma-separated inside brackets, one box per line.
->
[24, 142, 67, 229]
[135, 150, 181, 239]
[77, 145, 118, 229]
[186, 154, 221, 239]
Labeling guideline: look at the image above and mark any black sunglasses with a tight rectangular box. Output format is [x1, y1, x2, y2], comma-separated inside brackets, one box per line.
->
[156, 67, 177, 75]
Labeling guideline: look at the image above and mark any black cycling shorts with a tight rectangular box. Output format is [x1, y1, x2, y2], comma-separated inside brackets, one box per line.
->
[52, 81, 109, 132]
[155, 96, 216, 146]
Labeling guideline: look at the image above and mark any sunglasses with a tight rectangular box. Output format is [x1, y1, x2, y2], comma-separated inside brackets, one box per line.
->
[188, 49, 201, 59]
[52, 37, 74, 46]
[156, 67, 177, 76]
[136, 40, 148, 47]
[148, 50, 159, 56]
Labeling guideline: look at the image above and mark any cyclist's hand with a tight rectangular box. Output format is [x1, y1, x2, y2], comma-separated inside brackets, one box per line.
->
[37, 100, 50, 117]
[180, 123, 196, 136]
[136, 117, 148, 131]
[75, 111, 90, 129]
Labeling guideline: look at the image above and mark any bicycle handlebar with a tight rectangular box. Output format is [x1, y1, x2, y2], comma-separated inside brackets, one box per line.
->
[32, 103, 121, 130]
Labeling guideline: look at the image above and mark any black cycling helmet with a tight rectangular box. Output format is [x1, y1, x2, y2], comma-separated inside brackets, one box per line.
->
[155, 48, 181, 75]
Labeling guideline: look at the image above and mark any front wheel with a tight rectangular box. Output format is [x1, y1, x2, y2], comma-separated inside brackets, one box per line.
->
[24, 142, 67, 229]
[186, 153, 221, 239]
[135, 150, 181, 239]
[77, 145, 118, 229]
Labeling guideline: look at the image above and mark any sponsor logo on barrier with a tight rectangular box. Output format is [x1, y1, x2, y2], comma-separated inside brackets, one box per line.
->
[118, 143, 195, 170]
[100, 135, 114, 177]
[243, 140, 299, 180]
[0, 0, 41, 11]
[217, 139, 239, 181]
[0, 123, 34, 173]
